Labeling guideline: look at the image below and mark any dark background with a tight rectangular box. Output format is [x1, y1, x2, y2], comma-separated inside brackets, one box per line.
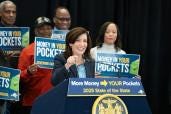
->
[2, 0, 171, 113]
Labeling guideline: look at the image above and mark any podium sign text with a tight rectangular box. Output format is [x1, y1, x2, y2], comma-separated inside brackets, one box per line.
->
[67, 78, 145, 96]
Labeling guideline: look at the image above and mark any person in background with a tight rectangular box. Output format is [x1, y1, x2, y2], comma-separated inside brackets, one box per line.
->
[0, 1, 17, 114]
[0, 0, 19, 68]
[0, 49, 10, 114]
[53, 6, 71, 30]
[90, 21, 126, 60]
[18, 17, 53, 114]
[51, 27, 95, 86]
[0, 0, 16, 27]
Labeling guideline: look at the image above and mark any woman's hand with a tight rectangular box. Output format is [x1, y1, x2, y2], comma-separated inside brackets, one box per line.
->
[65, 55, 78, 69]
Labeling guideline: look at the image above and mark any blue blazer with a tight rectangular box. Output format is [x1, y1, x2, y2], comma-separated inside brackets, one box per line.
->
[52, 54, 95, 86]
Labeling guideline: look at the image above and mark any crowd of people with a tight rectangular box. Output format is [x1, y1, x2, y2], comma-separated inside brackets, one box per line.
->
[0, 0, 126, 114]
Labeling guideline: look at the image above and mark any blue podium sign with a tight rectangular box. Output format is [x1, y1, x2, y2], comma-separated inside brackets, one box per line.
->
[0, 66, 20, 101]
[31, 78, 152, 114]
[67, 78, 145, 96]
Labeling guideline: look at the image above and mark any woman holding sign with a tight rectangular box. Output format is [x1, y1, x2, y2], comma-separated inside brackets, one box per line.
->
[18, 17, 53, 114]
[52, 27, 95, 86]
[90, 21, 126, 60]
[90, 22, 126, 78]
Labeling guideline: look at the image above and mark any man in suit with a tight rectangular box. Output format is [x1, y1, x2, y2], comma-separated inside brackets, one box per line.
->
[53, 6, 71, 30]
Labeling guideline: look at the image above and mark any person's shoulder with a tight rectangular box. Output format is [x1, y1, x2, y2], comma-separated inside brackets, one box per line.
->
[90, 46, 98, 59]
[118, 49, 126, 54]
[0, 23, 17, 27]
[21, 42, 34, 52]
[120, 50, 126, 54]
[28, 42, 35, 47]
[90, 46, 98, 52]
[92, 45, 99, 49]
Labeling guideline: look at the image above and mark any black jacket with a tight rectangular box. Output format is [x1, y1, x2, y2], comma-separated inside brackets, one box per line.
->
[52, 54, 95, 86]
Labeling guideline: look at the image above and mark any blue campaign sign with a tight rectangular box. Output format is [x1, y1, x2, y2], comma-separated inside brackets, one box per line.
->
[67, 78, 145, 96]
[51, 30, 69, 41]
[34, 37, 65, 69]
[0, 66, 20, 101]
[0, 27, 29, 51]
[95, 53, 140, 78]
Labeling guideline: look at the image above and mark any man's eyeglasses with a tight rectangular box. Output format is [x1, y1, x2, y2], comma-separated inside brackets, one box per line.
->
[55, 17, 71, 21]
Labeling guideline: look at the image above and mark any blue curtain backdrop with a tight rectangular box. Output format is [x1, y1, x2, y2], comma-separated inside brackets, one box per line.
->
[6, 0, 171, 113]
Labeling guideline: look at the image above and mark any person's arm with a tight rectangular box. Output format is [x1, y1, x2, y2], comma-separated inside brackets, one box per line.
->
[18, 47, 36, 83]
[51, 55, 69, 86]
[18, 49, 29, 76]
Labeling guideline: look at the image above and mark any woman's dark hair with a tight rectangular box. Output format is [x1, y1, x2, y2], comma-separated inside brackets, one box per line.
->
[96, 22, 122, 51]
[64, 27, 92, 59]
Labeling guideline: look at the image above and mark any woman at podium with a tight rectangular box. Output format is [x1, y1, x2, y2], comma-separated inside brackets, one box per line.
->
[52, 27, 95, 86]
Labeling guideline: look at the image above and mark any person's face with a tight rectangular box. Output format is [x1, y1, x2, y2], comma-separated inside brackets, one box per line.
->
[0, 3, 16, 26]
[53, 8, 71, 30]
[104, 23, 117, 45]
[69, 33, 88, 56]
[35, 25, 52, 38]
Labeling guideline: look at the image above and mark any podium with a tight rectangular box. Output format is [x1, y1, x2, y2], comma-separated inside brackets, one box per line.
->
[31, 78, 152, 114]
